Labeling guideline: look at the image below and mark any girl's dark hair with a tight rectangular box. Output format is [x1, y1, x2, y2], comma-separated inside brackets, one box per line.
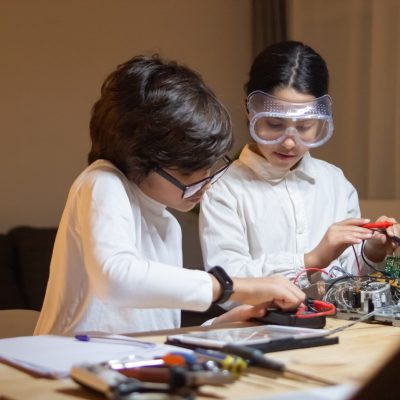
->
[245, 40, 329, 97]
[88, 55, 233, 183]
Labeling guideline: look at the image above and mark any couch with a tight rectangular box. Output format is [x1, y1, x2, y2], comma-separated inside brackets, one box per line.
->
[0, 225, 223, 326]
[0, 226, 57, 311]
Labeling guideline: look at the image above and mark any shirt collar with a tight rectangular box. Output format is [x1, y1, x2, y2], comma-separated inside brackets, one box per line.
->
[132, 183, 168, 214]
[239, 144, 315, 183]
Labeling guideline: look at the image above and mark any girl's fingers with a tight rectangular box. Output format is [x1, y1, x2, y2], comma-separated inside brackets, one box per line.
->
[336, 218, 370, 226]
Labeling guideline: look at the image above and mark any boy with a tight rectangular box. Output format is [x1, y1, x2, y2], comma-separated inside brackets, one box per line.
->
[35, 55, 304, 335]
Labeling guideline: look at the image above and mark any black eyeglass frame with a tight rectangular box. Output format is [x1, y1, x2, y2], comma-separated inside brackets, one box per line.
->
[154, 156, 232, 199]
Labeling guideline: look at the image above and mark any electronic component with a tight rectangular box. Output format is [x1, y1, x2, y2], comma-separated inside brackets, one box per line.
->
[323, 275, 400, 327]
[257, 309, 327, 329]
[373, 304, 400, 326]
[298, 234, 400, 327]
[385, 256, 400, 279]
[257, 299, 335, 329]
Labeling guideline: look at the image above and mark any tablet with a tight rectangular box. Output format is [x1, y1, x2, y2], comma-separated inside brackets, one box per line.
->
[166, 325, 338, 353]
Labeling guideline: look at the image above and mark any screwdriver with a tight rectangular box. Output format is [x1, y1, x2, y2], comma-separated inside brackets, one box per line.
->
[221, 343, 336, 386]
[194, 347, 248, 376]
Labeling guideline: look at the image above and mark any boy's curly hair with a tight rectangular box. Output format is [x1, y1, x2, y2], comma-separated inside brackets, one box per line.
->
[88, 55, 233, 183]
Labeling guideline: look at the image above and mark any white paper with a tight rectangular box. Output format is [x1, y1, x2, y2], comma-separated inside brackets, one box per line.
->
[0, 334, 188, 378]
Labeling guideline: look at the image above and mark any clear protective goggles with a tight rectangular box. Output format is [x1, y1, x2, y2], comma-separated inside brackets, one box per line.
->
[246, 91, 334, 148]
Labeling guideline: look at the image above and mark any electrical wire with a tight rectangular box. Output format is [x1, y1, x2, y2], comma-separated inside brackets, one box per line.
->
[329, 265, 351, 278]
[360, 241, 391, 276]
[296, 299, 336, 319]
[323, 274, 390, 310]
[319, 231, 399, 314]
[324, 274, 373, 295]
[293, 267, 329, 286]
[351, 244, 361, 275]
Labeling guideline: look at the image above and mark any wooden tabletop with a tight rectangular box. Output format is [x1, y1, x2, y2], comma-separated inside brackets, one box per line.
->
[1, 318, 399, 400]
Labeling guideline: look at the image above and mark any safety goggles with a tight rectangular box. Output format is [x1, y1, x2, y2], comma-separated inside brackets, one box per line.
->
[246, 91, 334, 148]
[155, 156, 231, 199]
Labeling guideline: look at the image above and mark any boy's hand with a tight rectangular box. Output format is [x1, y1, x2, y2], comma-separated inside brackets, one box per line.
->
[304, 218, 373, 270]
[363, 216, 399, 262]
[231, 275, 305, 310]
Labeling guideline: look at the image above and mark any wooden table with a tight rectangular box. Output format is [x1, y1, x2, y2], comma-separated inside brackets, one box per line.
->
[1, 319, 399, 399]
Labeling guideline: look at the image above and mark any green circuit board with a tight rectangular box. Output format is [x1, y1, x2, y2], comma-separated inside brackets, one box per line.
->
[385, 256, 400, 279]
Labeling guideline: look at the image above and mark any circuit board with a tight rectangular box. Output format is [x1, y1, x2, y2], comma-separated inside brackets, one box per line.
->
[322, 256, 400, 327]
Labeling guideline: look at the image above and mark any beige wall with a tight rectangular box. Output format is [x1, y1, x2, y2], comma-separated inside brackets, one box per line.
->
[360, 199, 400, 222]
[287, 0, 400, 200]
[0, 0, 252, 232]
[287, 0, 368, 191]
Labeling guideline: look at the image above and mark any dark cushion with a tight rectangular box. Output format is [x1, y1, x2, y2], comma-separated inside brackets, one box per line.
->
[0, 233, 26, 309]
[9, 226, 57, 311]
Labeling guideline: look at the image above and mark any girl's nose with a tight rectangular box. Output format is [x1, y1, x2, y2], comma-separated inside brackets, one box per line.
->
[280, 127, 298, 149]
[281, 135, 296, 149]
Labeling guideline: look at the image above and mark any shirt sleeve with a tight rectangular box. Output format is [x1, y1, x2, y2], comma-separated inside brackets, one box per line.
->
[317, 177, 384, 278]
[75, 171, 213, 310]
[199, 181, 305, 282]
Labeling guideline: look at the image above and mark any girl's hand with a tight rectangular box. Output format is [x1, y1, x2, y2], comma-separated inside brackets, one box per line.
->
[305, 218, 373, 270]
[363, 217, 399, 262]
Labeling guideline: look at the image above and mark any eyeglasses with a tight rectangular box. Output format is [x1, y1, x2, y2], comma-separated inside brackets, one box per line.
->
[155, 156, 231, 199]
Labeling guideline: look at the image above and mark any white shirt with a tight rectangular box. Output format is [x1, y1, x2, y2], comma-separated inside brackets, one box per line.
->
[200, 144, 371, 285]
[35, 160, 212, 335]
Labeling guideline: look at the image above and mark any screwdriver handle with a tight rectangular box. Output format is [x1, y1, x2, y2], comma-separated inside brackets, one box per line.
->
[221, 344, 284, 371]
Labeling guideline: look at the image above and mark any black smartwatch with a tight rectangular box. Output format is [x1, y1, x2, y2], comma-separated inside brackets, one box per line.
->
[209, 266, 234, 304]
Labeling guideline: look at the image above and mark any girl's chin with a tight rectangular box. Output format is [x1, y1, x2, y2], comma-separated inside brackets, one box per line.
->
[174, 202, 198, 213]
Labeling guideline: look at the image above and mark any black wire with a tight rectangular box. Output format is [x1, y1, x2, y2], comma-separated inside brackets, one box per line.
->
[323, 240, 392, 298]
[371, 228, 400, 246]
[324, 274, 374, 295]
[360, 240, 391, 277]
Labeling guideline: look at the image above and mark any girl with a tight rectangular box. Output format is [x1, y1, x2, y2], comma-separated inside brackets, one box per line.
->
[200, 41, 399, 289]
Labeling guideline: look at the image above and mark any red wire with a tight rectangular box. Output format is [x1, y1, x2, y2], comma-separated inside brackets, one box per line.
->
[352, 244, 361, 275]
[293, 267, 329, 286]
[296, 300, 336, 319]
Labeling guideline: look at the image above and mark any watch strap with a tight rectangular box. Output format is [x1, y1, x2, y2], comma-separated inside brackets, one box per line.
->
[209, 266, 234, 304]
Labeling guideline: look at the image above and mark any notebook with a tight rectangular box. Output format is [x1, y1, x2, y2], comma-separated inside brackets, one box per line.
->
[0, 334, 189, 378]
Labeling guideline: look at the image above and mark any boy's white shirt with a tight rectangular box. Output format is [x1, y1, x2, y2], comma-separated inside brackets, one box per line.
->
[200, 144, 374, 291]
[35, 160, 212, 336]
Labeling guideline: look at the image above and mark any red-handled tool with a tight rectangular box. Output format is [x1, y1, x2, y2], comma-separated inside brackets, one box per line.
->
[296, 300, 336, 319]
[362, 221, 394, 229]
